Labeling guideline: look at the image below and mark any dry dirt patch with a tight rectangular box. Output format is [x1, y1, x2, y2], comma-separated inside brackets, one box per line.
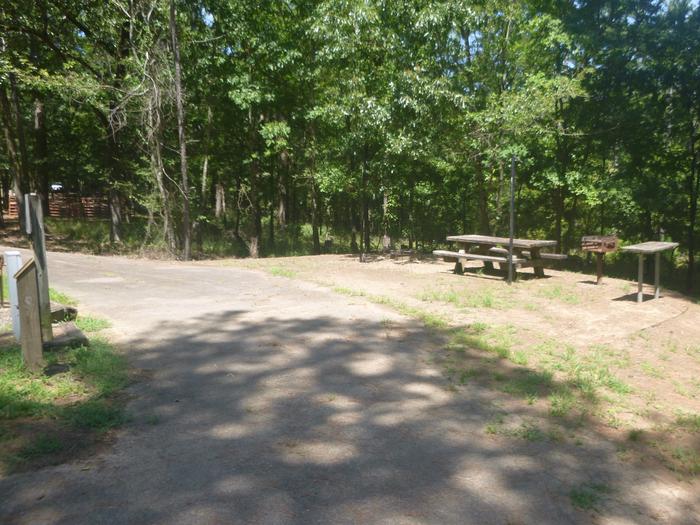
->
[207, 253, 700, 478]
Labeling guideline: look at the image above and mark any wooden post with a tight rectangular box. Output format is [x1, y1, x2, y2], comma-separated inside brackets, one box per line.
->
[455, 248, 465, 275]
[15, 259, 44, 372]
[654, 252, 661, 299]
[26, 194, 52, 342]
[637, 254, 644, 303]
[596, 252, 603, 285]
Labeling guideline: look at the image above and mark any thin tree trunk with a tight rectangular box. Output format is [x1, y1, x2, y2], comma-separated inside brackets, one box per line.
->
[170, 0, 191, 260]
[476, 158, 489, 235]
[33, 98, 49, 214]
[146, 85, 176, 252]
[201, 104, 212, 205]
[310, 178, 321, 255]
[0, 84, 28, 232]
[269, 170, 275, 249]
[687, 121, 699, 291]
[215, 183, 226, 218]
[361, 146, 370, 251]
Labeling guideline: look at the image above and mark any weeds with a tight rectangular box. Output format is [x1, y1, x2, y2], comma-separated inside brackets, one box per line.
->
[75, 316, 111, 333]
[569, 482, 609, 511]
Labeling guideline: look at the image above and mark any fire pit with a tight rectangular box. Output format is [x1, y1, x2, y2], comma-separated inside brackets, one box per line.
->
[581, 235, 618, 284]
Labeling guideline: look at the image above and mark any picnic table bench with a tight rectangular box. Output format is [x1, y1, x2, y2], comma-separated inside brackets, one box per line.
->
[434, 234, 566, 279]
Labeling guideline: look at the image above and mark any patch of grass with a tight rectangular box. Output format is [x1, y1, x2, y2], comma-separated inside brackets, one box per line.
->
[457, 368, 478, 385]
[485, 414, 505, 435]
[368, 295, 449, 329]
[510, 422, 547, 442]
[485, 416, 548, 442]
[17, 434, 64, 460]
[0, 331, 129, 473]
[333, 286, 366, 297]
[668, 447, 700, 476]
[501, 369, 553, 399]
[0, 345, 87, 420]
[267, 266, 297, 278]
[569, 482, 609, 511]
[549, 388, 576, 418]
[49, 288, 78, 306]
[75, 315, 112, 333]
[537, 284, 580, 305]
[512, 350, 529, 366]
[64, 399, 126, 431]
[72, 340, 129, 396]
[627, 429, 644, 442]
[418, 288, 462, 307]
[640, 361, 665, 379]
[418, 287, 508, 309]
[673, 413, 700, 432]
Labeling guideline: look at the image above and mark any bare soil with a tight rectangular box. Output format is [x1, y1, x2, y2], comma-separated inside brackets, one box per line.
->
[213, 253, 700, 476]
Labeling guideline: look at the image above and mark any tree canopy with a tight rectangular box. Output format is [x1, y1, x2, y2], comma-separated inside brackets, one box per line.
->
[1, 0, 698, 289]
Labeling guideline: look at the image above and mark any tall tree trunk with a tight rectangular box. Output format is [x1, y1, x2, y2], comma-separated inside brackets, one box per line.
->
[476, 158, 490, 234]
[33, 97, 49, 215]
[215, 183, 226, 219]
[201, 104, 212, 206]
[268, 170, 275, 249]
[310, 178, 321, 255]
[687, 121, 699, 291]
[361, 147, 370, 251]
[170, 0, 191, 260]
[277, 150, 288, 230]
[554, 188, 564, 249]
[0, 84, 27, 231]
[146, 86, 176, 253]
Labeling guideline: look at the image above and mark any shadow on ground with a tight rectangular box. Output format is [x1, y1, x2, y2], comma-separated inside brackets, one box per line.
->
[1, 307, 698, 524]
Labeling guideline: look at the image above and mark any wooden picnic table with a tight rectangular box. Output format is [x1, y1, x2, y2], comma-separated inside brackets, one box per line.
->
[434, 234, 563, 278]
[621, 241, 678, 303]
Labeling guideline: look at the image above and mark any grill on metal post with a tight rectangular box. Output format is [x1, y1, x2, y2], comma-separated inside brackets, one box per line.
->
[581, 235, 618, 284]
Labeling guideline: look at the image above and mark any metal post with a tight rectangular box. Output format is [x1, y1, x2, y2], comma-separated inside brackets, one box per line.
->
[654, 252, 661, 299]
[26, 194, 52, 342]
[507, 156, 516, 285]
[637, 254, 644, 303]
[5, 251, 22, 340]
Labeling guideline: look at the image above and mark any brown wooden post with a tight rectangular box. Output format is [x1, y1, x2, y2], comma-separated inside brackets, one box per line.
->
[637, 254, 644, 303]
[15, 259, 43, 372]
[26, 193, 52, 342]
[596, 252, 603, 285]
[654, 252, 661, 299]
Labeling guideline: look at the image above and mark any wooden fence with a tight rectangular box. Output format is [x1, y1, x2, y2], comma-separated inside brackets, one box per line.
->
[6, 192, 109, 219]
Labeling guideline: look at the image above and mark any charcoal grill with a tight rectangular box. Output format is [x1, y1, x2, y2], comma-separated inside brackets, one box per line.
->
[581, 235, 618, 284]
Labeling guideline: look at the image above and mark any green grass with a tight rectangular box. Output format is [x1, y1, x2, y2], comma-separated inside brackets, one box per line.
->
[500, 369, 553, 399]
[569, 482, 609, 511]
[75, 316, 111, 333]
[418, 287, 507, 309]
[549, 387, 577, 417]
[64, 399, 126, 431]
[49, 288, 78, 306]
[0, 336, 129, 471]
[0, 341, 128, 422]
[673, 413, 700, 432]
[537, 284, 580, 305]
[17, 434, 64, 460]
[267, 266, 297, 278]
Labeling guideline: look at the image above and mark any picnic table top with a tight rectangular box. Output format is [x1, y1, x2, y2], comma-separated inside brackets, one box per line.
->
[621, 241, 679, 254]
[446, 234, 558, 250]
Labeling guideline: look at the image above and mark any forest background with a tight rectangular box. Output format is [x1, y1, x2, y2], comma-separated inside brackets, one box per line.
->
[1, 0, 698, 292]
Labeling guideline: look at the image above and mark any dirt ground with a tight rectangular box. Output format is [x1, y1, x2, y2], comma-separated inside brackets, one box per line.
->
[212, 253, 700, 476]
